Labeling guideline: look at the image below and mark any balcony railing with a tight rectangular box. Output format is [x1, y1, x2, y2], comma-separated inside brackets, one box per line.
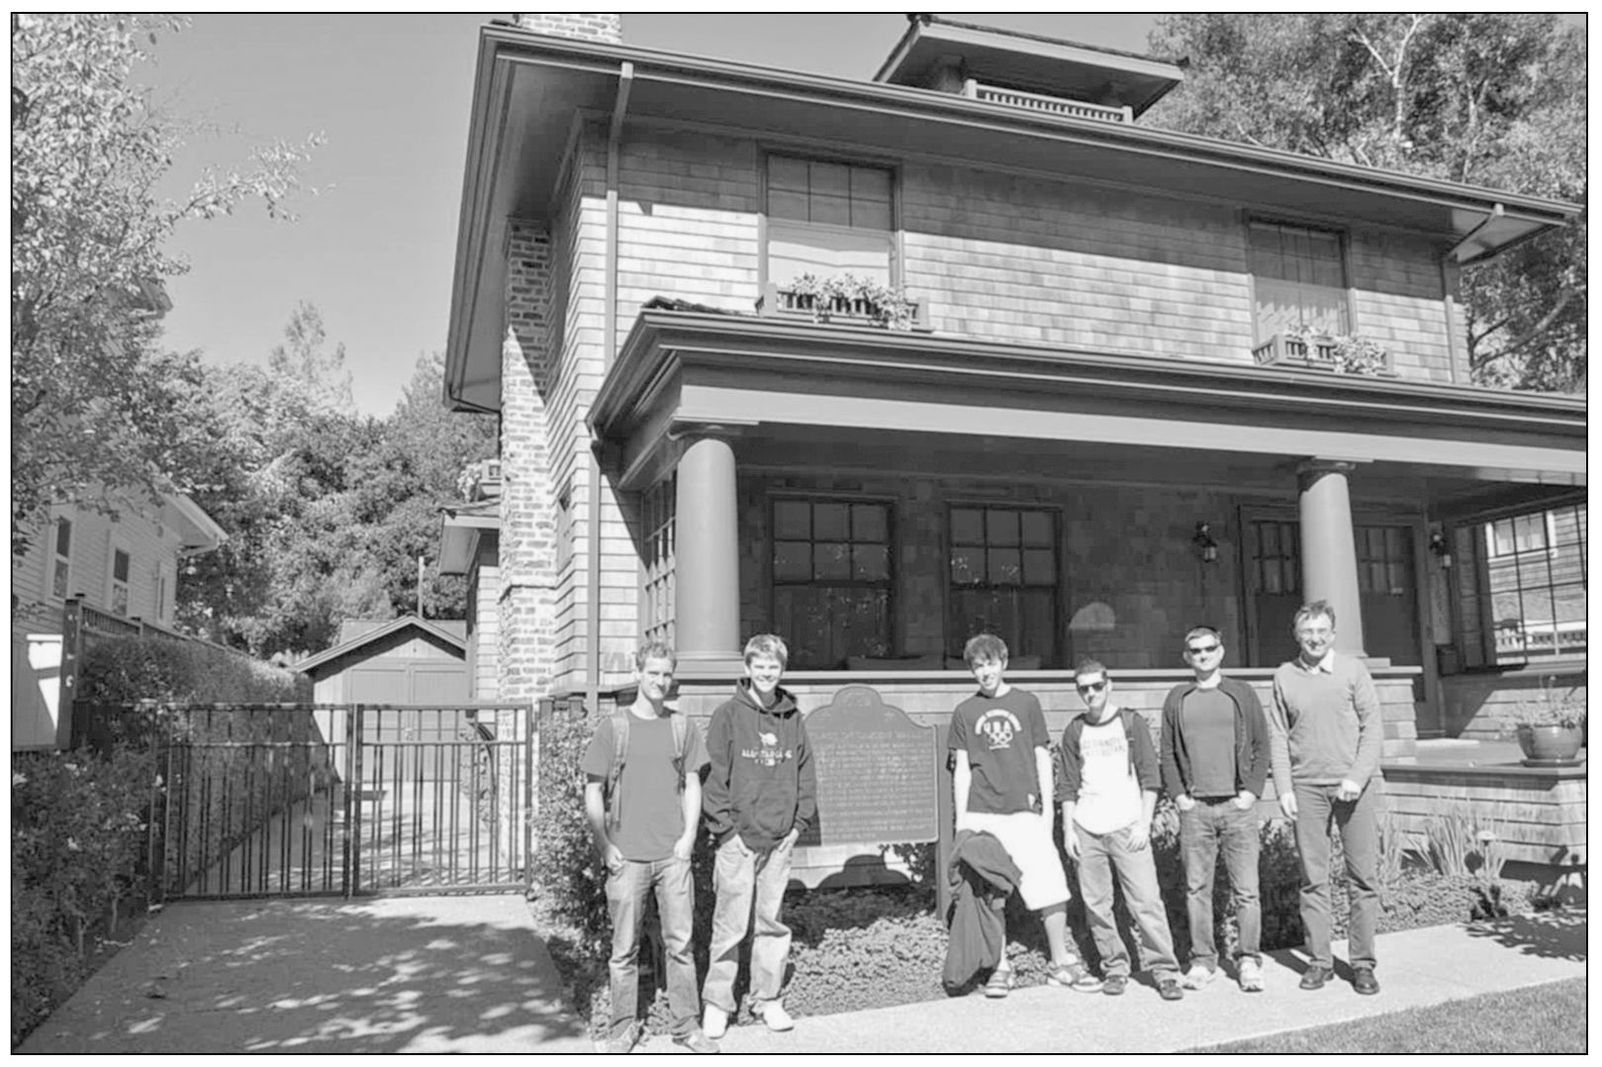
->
[964, 79, 1133, 124]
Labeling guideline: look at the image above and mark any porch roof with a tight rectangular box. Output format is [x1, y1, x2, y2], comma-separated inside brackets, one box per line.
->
[445, 22, 1579, 413]
[589, 308, 1587, 498]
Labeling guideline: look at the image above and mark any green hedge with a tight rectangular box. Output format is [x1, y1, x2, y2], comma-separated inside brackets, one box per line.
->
[78, 633, 309, 707]
[11, 747, 156, 1047]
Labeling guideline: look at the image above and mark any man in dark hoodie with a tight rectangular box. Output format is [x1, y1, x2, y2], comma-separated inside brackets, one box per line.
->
[700, 633, 816, 1039]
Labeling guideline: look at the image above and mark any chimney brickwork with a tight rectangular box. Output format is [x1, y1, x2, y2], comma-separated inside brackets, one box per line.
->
[497, 221, 559, 705]
[511, 13, 621, 44]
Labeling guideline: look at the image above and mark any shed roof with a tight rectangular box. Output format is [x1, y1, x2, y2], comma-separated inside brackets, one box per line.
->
[297, 615, 468, 675]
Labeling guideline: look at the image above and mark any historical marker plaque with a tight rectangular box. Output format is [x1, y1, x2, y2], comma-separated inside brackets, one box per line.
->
[797, 685, 940, 848]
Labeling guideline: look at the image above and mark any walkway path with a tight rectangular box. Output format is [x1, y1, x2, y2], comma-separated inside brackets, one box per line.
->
[16, 898, 1585, 1054]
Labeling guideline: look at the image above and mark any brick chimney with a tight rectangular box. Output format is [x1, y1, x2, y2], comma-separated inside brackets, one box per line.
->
[510, 13, 621, 44]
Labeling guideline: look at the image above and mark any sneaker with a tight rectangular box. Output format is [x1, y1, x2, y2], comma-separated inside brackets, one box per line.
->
[983, 967, 1015, 999]
[1180, 964, 1217, 990]
[755, 1001, 795, 1032]
[600, 1022, 640, 1054]
[1157, 975, 1185, 1002]
[1238, 957, 1265, 993]
[1046, 959, 1104, 994]
[1352, 966, 1380, 996]
[1102, 973, 1128, 996]
[673, 1028, 720, 1054]
[1299, 964, 1331, 990]
[702, 1005, 729, 1040]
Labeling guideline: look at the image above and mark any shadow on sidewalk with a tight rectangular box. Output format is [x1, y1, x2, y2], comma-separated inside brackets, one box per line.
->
[1463, 908, 1587, 962]
[20, 899, 586, 1054]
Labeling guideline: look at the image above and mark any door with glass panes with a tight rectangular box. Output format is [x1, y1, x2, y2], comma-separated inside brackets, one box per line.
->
[1244, 517, 1420, 667]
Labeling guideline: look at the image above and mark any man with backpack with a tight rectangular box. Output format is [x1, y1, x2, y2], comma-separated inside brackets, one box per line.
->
[582, 641, 718, 1053]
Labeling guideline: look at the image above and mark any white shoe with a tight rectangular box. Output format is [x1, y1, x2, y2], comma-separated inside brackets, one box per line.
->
[756, 1001, 794, 1032]
[1180, 964, 1218, 990]
[702, 1004, 728, 1039]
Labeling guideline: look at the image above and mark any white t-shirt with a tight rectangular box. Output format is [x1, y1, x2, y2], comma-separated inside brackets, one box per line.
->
[1073, 712, 1143, 835]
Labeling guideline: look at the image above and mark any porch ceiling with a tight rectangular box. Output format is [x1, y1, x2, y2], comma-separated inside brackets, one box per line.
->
[590, 309, 1587, 496]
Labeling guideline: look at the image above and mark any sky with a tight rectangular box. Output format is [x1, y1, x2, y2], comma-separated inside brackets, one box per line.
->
[139, 12, 1160, 417]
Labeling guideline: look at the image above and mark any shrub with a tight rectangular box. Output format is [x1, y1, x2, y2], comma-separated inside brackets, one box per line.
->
[532, 702, 608, 953]
[78, 633, 308, 708]
[12, 747, 157, 1047]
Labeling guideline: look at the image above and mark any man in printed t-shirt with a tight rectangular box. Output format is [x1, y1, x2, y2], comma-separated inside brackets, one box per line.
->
[947, 633, 1100, 997]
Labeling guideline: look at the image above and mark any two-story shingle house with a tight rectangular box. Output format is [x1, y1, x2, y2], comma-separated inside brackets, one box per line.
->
[442, 14, 1584, 766]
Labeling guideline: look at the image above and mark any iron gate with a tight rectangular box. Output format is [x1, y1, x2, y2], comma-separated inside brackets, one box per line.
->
[119, 703, 534, 901]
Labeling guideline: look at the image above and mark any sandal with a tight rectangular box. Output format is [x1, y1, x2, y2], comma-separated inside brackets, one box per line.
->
[983, 967, 1015, 998]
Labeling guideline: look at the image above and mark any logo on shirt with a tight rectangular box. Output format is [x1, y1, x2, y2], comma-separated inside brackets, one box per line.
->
[741, 731, 793, 767]
[976, 708, 1022, 751]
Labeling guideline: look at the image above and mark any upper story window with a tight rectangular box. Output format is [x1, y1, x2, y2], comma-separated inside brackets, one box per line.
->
[50, 518, 72, 599]
[109, 546, 131, 617]
[771, 497, 894, 669]
[1248, 220, 1350, 341]
[765, 155, 895, 288]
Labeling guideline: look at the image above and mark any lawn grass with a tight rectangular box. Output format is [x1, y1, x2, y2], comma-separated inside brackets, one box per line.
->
[1193, 977, 1587, 1054]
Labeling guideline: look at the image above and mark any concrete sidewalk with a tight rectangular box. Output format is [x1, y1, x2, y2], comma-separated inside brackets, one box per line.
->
[15, 896, 594, 1055]
[16, 897, 1586, 1055]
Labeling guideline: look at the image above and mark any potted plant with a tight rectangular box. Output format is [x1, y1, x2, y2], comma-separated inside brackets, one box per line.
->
[1506, 677, 1586, 765]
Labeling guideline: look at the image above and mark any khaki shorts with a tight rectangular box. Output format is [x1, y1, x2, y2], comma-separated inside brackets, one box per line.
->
[965, 809, 1071, 910]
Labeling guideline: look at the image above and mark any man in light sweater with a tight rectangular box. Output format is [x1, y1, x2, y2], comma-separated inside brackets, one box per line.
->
[1267, 600, 1384, 996]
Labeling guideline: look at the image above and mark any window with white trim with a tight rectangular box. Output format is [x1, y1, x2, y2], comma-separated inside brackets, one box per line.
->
[109, 546, 131, 617]
[765, 155, 895, 288]
[1248, 220, 1350, 341]
[1453, 502, 1586, 666]
[50, 518, 73, 599]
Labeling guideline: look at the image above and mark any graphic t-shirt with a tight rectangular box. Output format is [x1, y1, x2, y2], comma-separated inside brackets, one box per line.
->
[1180, 687, 1238, 798]
[581, 712, 709, 862]
[947, 688, 1050, 815]
[1073, 713, 1143, 835]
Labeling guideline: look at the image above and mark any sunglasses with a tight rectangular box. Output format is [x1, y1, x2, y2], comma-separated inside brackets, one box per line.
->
[1186, 643, 1221, 655]
[1076, 680, 1107, 694]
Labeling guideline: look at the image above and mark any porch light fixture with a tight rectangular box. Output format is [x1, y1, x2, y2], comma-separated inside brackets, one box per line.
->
[1429, 530, 1453, 569]
[1192, 522, 1219, 564]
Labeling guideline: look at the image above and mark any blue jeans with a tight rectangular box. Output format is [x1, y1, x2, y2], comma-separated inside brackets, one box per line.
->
[703, 835, 792, 1013]
[1076, 824, 1179, 979]
[1179, 798, 1262, 968]
[605, 855, 698, 1039]
[1293, 781, 1381, 970]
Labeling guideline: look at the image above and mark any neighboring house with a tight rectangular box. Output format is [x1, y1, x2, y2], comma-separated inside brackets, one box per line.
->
[441, 14, 1585, 743]
[11, 491, 226, 749]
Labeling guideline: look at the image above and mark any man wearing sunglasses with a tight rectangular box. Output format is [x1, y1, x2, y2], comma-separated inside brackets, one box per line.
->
[1159, 626, 1270, 993]
[1057, 659, 1183, 1001]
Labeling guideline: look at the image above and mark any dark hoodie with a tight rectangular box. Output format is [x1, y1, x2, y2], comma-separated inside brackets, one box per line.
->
[702, 678, 817, 850]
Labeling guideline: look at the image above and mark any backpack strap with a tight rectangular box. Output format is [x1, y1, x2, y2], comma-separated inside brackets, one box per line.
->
[605, 709, 631, 833]
[671, 711, 688, 792]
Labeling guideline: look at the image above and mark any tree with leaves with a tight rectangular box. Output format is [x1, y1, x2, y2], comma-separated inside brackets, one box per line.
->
[10, 13, 319, 556]
[178, 340, 495, 657]
[1146, 13, 1585, 393]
